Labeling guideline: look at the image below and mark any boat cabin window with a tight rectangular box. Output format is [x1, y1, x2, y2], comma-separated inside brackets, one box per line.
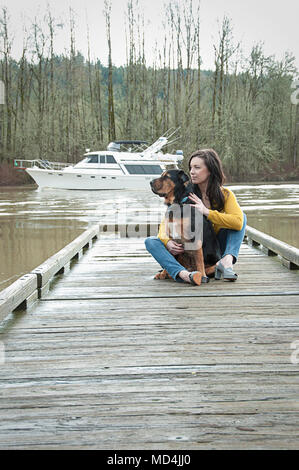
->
[96, 155, 117, 164]
[124, 165, 163, 175]
[106, 155, 117, 163]
[87, 155, 99, 163]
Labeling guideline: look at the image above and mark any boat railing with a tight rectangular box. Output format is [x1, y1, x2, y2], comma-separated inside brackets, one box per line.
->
[14, 159, 71, 171]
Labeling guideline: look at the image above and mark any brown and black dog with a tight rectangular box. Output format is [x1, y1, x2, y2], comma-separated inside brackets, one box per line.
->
[150, 169, 221, 283]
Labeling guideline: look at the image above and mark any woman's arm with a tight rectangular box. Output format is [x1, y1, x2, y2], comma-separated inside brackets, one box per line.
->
[207, 189, 243, 231]
[157, 218, 170, 246]
[158, 219, 184, 254]
[189, 189, 243, 231]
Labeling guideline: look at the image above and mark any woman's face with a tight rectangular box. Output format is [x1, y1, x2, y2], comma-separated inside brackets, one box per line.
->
[189, 157, 210, 186]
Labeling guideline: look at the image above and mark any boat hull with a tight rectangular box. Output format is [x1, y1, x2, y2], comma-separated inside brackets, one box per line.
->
[26, 168, 156, 190]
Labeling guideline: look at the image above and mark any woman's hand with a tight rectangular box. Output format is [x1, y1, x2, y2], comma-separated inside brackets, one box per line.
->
[188, 193, 210, 217]
[166, 240, 184, 255]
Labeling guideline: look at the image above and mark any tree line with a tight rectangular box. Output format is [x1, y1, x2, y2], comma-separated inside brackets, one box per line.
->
[0, 0, 298, 183]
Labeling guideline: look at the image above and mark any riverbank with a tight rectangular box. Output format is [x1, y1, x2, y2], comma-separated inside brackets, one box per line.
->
[0, 162, 34, 186]
[0, 184, 37, 191]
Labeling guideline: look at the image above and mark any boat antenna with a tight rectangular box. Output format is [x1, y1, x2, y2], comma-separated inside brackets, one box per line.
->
[142, 128, 181, 156]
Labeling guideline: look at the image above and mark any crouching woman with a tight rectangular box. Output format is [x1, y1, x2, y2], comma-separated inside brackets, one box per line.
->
[145, 148, 247, 284]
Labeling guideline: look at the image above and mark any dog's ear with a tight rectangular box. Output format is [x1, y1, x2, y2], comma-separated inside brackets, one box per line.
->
[178, 170, 189, 184]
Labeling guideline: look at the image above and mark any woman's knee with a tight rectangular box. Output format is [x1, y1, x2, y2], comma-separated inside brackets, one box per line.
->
[144, 236, 159, 250]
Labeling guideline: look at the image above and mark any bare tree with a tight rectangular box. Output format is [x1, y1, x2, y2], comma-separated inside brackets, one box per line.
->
[0, 7, 13, 158]
[213, 16, 238, 126]
[104, 0, 116, 141]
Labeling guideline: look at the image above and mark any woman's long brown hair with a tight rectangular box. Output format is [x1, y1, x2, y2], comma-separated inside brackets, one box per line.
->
[188, 149, 227, 211]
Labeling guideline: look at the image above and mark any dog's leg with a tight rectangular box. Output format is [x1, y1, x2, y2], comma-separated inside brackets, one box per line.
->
[181, 214, 207, 279]
[194, 242, 207, 279]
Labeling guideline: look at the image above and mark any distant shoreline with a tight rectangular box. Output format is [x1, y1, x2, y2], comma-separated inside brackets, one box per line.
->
[0, 184, 38, 190]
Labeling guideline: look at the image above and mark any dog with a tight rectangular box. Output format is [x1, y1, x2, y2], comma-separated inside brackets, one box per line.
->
[150, 169, 221, 282]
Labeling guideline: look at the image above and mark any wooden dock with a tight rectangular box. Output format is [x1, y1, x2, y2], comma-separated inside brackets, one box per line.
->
[0, 226, 299, 450]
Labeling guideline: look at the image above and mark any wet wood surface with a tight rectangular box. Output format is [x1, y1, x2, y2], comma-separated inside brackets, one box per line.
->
[0, 236, 299, 449]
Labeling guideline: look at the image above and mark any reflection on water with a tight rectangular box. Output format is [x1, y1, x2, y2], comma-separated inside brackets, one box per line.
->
[229, 183, 299, 249]
[0, 220, 84, 288]
[0, 182, 298, 292]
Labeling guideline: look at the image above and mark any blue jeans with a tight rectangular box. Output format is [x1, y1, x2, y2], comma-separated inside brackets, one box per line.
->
[145, 213, 247, 282]
[217, 212, 247, 264]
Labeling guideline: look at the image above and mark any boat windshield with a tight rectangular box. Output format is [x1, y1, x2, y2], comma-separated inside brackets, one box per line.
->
[87, 155, 99, 163]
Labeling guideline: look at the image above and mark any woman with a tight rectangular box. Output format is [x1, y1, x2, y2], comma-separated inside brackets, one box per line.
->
[145, 148, 247, 285]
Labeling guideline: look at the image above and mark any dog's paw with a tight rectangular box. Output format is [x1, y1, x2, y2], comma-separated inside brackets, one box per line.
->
[205, 265, 216, 277]
[154, 269, 172, 280]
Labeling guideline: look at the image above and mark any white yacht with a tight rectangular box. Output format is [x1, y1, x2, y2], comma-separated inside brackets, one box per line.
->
[14, 132, 183, 190]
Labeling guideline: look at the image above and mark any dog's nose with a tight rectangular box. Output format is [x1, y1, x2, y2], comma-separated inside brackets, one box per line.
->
[150, 180, 154, 187]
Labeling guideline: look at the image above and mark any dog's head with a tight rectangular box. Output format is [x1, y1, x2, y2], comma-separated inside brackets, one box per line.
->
[150, 169, 190, 205]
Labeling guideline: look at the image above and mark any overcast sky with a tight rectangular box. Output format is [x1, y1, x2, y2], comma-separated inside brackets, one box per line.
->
[1, 0, 299, 72]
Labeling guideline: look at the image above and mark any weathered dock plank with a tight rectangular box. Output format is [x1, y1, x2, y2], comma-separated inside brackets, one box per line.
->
[0, 274, 38, 322]
[0, 235, 299, 450]
[31, 225, 99, 297]
[245, 226, 299, 269]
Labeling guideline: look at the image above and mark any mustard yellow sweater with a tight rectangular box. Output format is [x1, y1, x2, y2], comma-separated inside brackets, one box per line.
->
[158, 187, 244, 246]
